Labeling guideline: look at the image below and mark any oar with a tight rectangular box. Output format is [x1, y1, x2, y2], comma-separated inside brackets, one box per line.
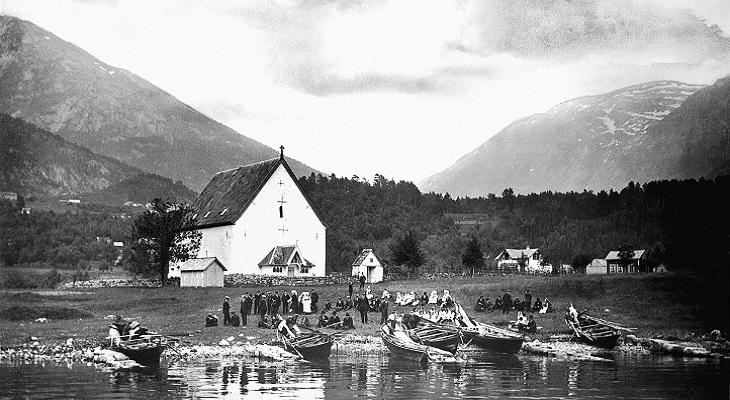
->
[281, 335, 305, 359]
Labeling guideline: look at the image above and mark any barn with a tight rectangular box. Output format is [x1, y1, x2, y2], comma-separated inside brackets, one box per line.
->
[179, 257, 226, 287]
[173, 148, 327, 277]
[351, 249, 383, 283]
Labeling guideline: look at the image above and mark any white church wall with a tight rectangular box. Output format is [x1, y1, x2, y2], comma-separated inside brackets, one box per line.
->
[212, 164, 325, 276]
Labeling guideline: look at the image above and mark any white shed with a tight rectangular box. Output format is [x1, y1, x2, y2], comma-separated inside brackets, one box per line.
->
[351, 249, 383, 283]
[179, 257, 227, 287]
[586, 258, 608, 275]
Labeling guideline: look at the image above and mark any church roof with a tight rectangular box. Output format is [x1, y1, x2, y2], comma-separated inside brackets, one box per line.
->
[258, 245, 314, 267]
[190, 156, 325, 229]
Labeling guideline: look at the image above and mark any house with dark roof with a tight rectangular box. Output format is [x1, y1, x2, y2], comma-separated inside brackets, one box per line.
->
[494, 247, 549, 274]
[172, 149, 326, 277]
[351, 249, 383, 283]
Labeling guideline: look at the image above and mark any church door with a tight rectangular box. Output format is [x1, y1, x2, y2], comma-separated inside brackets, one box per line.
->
[287, 265, 295, 277]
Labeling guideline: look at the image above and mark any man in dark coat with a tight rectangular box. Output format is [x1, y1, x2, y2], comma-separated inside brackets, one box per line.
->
[357, 293, 369, 324]
[379, 297, 390, 324]
[259, 294, 268, 317]
[242, 294, 253, 326]
[502, 290, 512, 314]
[223, 296, 231, 325]
[524, 289, 532, 311]
[311, 290, 319, 312]
[359, 273, 366, 290]
[348, 281, 353, 298]
[282, 291, 290, 315]
[254, 291, 261, 315]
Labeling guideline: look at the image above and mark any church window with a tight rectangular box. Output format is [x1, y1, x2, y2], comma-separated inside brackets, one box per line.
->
[301, 266, 310, 274]
[273, 266, 283, 273]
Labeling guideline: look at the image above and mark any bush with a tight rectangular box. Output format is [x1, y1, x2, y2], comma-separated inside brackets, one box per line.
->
[0, 270, 63, 289]
[0, 305, 93, 321]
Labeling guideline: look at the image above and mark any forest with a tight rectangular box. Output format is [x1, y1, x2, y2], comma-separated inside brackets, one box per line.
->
[1, 174, 728, 277]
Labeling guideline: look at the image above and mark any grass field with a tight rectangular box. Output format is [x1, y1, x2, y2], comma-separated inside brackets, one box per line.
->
[0, 272, 723, 347]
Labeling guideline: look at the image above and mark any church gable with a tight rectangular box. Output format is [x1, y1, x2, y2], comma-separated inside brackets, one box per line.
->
[191, 155, 324, 229]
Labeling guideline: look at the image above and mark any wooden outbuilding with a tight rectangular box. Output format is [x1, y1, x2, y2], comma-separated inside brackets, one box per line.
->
[351, 249, 383, 283]
[179, 257, 227, 287]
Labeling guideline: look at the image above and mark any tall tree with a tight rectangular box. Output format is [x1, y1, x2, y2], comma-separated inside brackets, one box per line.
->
[389, 230, 424, 278]
[461, 235, 485, 276]
[132, 198, 201, 284]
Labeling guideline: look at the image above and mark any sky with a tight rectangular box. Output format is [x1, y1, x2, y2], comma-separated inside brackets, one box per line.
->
[3, 0, 730, 184]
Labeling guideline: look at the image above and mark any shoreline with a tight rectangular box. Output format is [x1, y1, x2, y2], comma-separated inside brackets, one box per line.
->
[2, 332, 726, 369]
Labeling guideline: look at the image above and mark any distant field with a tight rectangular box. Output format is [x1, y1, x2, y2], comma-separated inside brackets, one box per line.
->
[0, 273, 723, 347]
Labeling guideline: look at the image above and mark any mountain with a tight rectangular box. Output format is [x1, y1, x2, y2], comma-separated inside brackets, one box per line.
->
[0, 113, 140, 197]
[0, 16, 317, 191]
[83, 173, 198, 205]
[419, 80, 728, 196]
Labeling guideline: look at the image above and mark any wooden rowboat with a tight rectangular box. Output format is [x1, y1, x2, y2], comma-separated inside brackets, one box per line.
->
[281, 332, 334, 359]
[454, 303, 524, 354]
[402, 314, 461, 355]
[109, 334, 170, 366]
[380, 321, 455, 363]
[565, 312, 633, 349]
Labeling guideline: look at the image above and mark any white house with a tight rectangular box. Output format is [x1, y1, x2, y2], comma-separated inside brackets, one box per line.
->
[351, 249, 383, 283]
[494, 247, 545, 273]
[179, 257, 226, 287]
[605, 249, 646, 273]
[172, 150, 326, 277]
[586, 258, 608, 275]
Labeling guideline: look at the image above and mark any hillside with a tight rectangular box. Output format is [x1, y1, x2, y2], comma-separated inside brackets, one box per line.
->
[83, 173, 198, 205]
[0, 16, 318, 191]
[419, 80, 727, 196]
[0, 113, 140, 197]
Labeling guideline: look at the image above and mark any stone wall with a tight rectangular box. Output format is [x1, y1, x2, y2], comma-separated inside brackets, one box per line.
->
[60, 279, 162, 288]
[224, 274, 352, 288]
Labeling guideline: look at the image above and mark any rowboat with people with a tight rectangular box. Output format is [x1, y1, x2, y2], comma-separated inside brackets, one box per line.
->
[380, 319, 457, 363]
[109, 334, 173, 366]
[401, 313, 461, 354]
[564, 310, 634, 349]
[454, 303, 525, 354]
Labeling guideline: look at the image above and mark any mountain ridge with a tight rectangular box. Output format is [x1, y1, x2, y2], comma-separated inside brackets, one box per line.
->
[419, 79, 728, 196]
[0, 16, 318, 191]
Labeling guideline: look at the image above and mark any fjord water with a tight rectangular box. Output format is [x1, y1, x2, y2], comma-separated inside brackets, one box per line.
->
[1, 354, 727, 399]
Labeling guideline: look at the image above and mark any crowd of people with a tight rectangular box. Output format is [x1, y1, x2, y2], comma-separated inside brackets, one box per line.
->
[473, 289, 553, 315]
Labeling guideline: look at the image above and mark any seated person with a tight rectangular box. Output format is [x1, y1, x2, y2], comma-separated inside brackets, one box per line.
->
[381, 290, 390, 300]
[205, 314, 219, 327]
[485, 298, 493, 311]
[301, 316, 311, 327]
[324, 300, 333, 311]
[494, 298, 503, 310]
[277, 315, 295, 339]
[317, 310, 330, 328]
[420, 292, 429, 306]
[475, 296, 486, 312]
[342, 313, 355, 329]
[513, 311, 528, 330]
[518, 315, 537, 333]
[328, 311, 341, 327]
[258, 314, 272, 329]
[428, 291, 438, 304]
[335, 297, 345, 311]
[230, 312, 241, 327]
[394, 292, 403, 305]
[344, 296, 354, 310]
[532, 298, 542, 312]
[123, 321, 142, 339]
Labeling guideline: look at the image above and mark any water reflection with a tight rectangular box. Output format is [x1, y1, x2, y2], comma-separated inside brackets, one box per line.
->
[1, 353, 727, 399]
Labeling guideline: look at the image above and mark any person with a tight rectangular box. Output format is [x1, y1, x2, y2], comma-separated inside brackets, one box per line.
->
[301, 292, 312, 314]
[475, 296, 486, 312]
[525, 315, 537, 333]
[223, 296, 231, 325]
[502, 290, 512, 314]
[329, 311, 341, 327]
[357, 293, 369, 324]
[301, 316, 311, 327]
[282, 291, 290, 315]
[317, 310, 330, 328]
[258, 314, 272, 329]
[359, 272, 366, 290]
[205, 314, 219, 327]
[254, 291, 261, 315]
[485, 298, 493, 311]
[230, 312, 241, 327]
[243, 294, 253, 325]
[395, 292, 403, 305]
[342, 312, 355, 329]
[271, 291, 280, 315]
[513, 297, 522, 312]
[567, 303, 579, 322]
[324, 299, 333, 311]
[277, 315, 295, 339]
[381, 289, 390, 300]
[540, 298, 553, 314]
[533, 297, 542, 312]
[429, 290, 438, 304]
[420, 292, 429, 306]
[311, 289, 319, 312]
[345, 296, 354, 311]
[524, 289, 532, 311]
[514, 311, 527, 329]
[379, 297, 390, 325]
[108, 315, 126, 345]
[290, 290, 299, 314]
[348, 281, 354, 298]
[335, 297, 345, 311]
[240, 295, 247, 326]
[122, 320, 142, 339]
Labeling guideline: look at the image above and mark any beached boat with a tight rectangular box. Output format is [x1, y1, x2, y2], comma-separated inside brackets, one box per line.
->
[380, 321, 455, 363]
[454, 303, 524, 354]
[281, 332, 334, 359]
[565, 312, 632, 349]
[402, 314, 461, 354]
[110, 335, 169, 366]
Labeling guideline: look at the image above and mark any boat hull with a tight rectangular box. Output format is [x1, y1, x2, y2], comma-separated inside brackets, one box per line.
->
[115, 343, 164, 366]
[463, 331, 524, 354]
[284, 333, 334, 359]
[565, 315, 622, 349]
